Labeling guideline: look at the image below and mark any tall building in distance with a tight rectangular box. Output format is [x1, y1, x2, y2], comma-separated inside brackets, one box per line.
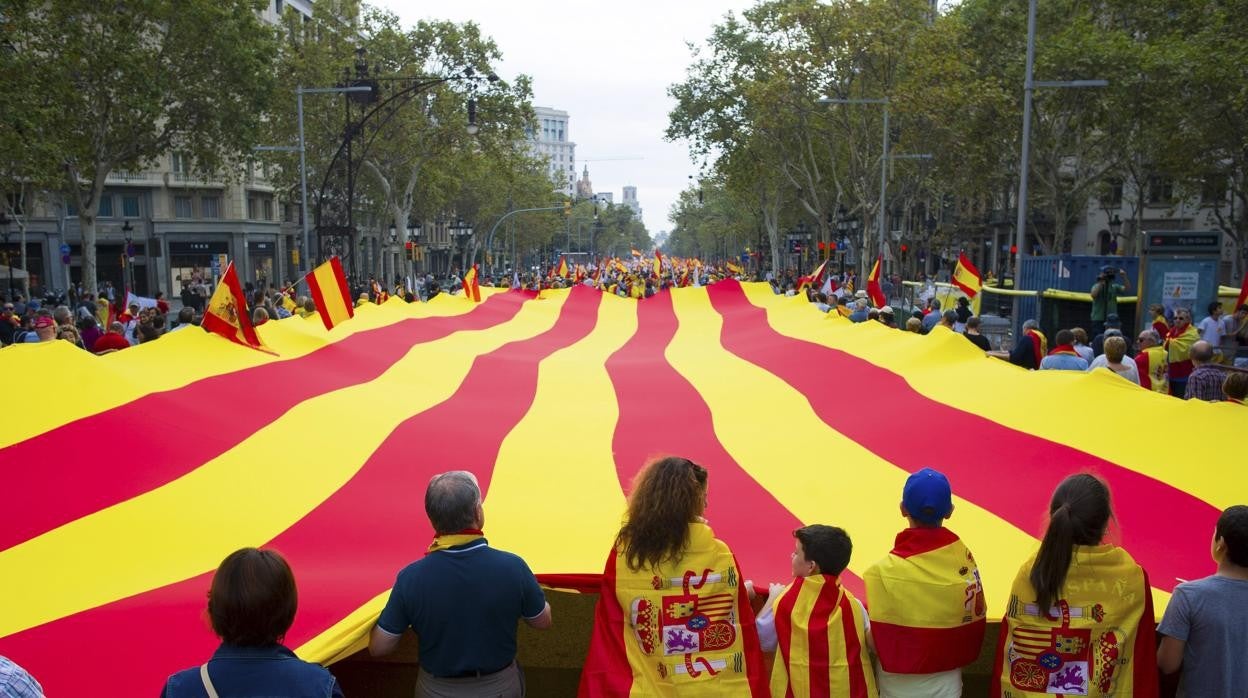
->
[595, 192, 614, 204]
[528, 106, 576, 196]
[623, 185, 641, 218]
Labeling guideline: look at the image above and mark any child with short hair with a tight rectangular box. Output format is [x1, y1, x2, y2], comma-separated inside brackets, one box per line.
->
[1158, 505, 1248, 696]
[756, 525, 877, 697]
[865, 468, 986, 697]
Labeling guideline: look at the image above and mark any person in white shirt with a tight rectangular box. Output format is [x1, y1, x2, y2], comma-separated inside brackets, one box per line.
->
[1196, 301, 1226, 359]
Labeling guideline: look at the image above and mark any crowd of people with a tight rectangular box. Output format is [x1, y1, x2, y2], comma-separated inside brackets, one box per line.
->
[4, 459, 1239, 697]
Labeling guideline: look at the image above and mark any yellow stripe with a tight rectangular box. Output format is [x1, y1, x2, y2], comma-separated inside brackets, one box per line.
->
[487, 292, 633, 572]
[0, 295, 478, 448]
[311, 263, 351, 327]
[0, 294, 564, 637]
[665, 287, 1039, 618]
[739, 282, 1241, 511]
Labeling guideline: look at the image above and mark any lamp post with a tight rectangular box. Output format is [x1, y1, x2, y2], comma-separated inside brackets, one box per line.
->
[0, 211, 10, 298]
[122, 219, 135, 292]
[1108, 214, 1123, 255]
[405, 221, 422, 281]
[255, 84, 374, 276]
[1012, 0, 1107, 318]
[449, 218, 473, 276]
[818, 97, 888, 275]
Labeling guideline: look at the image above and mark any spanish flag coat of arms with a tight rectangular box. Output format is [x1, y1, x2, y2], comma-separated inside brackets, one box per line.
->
[579, 522, 768, 696]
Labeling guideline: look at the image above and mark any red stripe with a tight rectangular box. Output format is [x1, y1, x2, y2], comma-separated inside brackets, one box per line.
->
[0, 288, 603, 695]
[577, 553, 636, 697]
[838, 593, 869, 698]
[1132, 568, 1160, 697]
[706, 280, 1216, 596]
[604, 289, 862, 595]
[889, 527, 960, 558]
[0, 292, 529, 553]
[331, 256, 354, 320]
[872, 618, 986, 673]
[304, 262, 333, 331]
[806, 578, 842, 698]
[774, 577, 802, 698]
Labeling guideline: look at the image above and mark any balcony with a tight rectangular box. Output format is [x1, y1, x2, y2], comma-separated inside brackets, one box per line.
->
[106, 170, 161, 184]
[167, 171, 226, 188]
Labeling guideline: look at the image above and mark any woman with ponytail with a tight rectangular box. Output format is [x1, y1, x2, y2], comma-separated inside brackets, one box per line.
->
[992, 474, 1158, 697]
[578, 457, 768, 696]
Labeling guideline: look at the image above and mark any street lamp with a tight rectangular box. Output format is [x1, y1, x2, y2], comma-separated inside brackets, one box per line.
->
[1012, 0, 1107, 314]
[122, 219, 136, 292]
[1108, 214, 1123, 254]
[449, 218, 473, 276]
[255, 84, 375, 276]
[0, 211, 11, 298]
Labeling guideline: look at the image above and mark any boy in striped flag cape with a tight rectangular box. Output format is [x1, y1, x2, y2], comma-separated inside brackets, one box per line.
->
[757, 525, 877, 697]
[864, 468, 986, 697]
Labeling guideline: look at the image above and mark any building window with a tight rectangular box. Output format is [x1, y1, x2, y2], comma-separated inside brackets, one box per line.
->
[262, 198, 273, 221]
[98, 194, 114, 218]
[1100, 178, 1123, 207]
[174, 196, 194, 218]
[122, 195, 140, 218]
[202, 195, 220, 219]
[275, 0, 283, 13]
[1147, 176, 1173, 204]
[1201, 174, 1227, 204]
[247, 196, 257, 220]
[171, 152, 190, 174]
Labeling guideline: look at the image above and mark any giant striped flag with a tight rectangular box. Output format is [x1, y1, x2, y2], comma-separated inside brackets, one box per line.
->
[0, 281, 1240, 694]
[305, 256, 354, 331]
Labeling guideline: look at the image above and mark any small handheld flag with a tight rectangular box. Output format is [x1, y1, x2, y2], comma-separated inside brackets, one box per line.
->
[867, 255, 887, 309]
[202, 261, 270, 352]
[305, 257, 354, 331]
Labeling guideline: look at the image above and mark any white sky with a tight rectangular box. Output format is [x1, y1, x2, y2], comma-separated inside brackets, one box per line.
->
[378, 1, 756, 239]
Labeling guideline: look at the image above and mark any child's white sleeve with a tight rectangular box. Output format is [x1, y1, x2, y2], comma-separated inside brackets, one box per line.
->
[755, 601, 778, 652]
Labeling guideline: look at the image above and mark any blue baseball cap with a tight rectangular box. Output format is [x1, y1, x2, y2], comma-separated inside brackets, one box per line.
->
[903, 468, 953, 525]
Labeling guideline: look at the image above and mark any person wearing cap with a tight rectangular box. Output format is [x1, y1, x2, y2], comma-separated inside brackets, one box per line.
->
[92, 321, 131, 354]
[864, 468, 985, 698]
[1090, 313, 1122, 357]
[879, 305, 897, 328]
[1090, 265, 1130, 336]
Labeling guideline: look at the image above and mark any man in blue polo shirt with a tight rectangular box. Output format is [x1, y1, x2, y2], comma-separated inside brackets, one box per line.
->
[370, 470, 552, 697]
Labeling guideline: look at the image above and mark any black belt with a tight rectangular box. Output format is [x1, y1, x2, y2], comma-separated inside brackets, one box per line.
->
[440, 661, 513, 679]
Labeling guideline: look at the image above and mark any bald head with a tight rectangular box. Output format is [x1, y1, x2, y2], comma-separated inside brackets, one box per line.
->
[1190, 340, 1215, 365]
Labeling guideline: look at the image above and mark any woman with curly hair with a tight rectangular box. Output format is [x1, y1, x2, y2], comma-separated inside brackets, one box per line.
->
[578, 456, 768, 696]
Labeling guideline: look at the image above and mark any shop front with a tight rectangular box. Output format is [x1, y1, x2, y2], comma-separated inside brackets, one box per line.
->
[248, 240, 276, 287]
[169, 240, 230, 295]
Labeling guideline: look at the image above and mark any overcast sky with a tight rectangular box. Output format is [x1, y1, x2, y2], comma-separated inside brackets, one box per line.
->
[378, 0, 756, 240]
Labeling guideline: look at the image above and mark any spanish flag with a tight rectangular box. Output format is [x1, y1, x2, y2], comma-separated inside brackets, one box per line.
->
[556, 256, 569, 279]
[462, 264, 481, 302]
[864, 527, 986, 675]
[631, 248, 643, 257]
[726, 261, 744, 275]
[771, 574, 876, 698]
[798, 259, 830, 292]
[991, 545, 1157, 697]
[304, 257, 354, 331]
[867, 256, 887, 309]
[653, 250, 663, 278]
[951, 253, 982, 297]
[202, 261, 269, 352]
[579, 522, 769, 696]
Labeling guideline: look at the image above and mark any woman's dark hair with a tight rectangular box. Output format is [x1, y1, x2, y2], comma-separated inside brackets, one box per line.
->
[616, 457, 708, 572]
[1030, 474, 1112, 613]
[208, 548, 298, 646]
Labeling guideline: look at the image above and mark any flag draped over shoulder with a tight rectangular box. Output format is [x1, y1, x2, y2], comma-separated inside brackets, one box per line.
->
[579, 522, 768, 697]
[867, 256, 887, 309]
[772, 574, 876, 698]
[201, 261, 268, 352]
[864, 527, 986, 675]
[304, 257, 354, 331]
[991, 546, 1157, 698]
